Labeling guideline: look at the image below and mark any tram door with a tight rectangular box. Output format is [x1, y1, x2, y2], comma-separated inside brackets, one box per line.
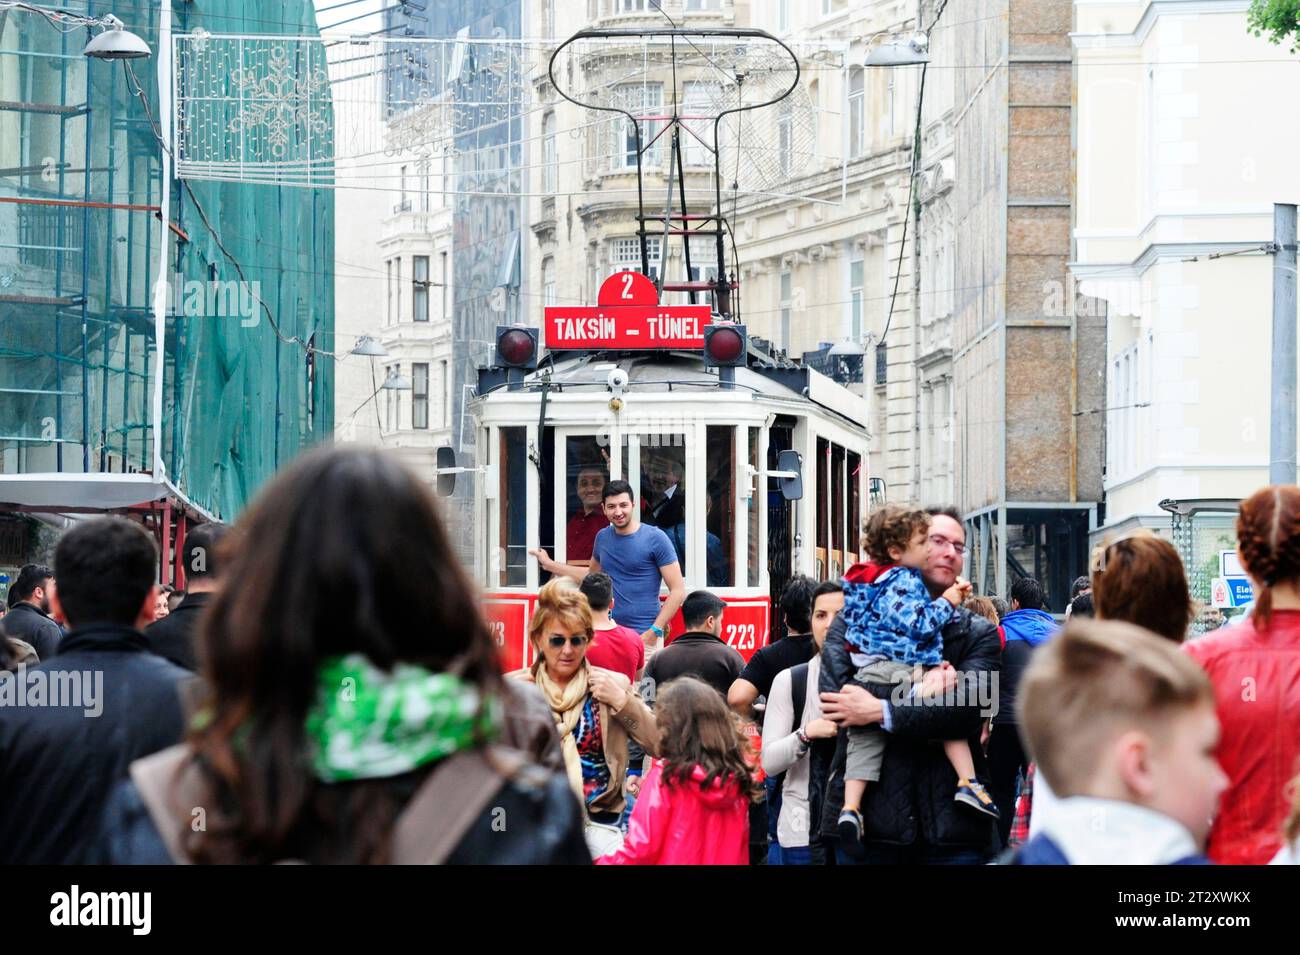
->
[767, 416, 798, 642]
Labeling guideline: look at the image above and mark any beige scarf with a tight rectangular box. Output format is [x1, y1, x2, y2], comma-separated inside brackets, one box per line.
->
[533, 660, 590, 802]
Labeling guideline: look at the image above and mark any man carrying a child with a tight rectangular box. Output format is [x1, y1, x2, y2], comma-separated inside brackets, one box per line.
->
[816, 506, 1003, 865]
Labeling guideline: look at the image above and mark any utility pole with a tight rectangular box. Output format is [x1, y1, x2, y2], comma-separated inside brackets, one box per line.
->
[1271, 203, 1297, 486]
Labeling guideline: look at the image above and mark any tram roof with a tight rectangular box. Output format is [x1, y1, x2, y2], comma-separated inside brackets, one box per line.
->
[477, 351, 869, 431]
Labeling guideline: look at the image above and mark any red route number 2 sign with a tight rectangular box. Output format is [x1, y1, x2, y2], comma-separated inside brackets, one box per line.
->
[544, 270, 712, 351]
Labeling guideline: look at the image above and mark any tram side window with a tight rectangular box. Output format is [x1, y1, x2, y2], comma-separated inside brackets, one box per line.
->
[705, 425, 735, 588]
[816, 437, 830, 580]
[832, 443, 845, 578]
[848, 449, 863, 566]
[565, 436, 612, 565]
[640, 436, 688, 577]
[499, 427, 527, 587]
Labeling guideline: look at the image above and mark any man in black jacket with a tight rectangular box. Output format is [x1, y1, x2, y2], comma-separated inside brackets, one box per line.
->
[146, 522, 229, 671]
[0, 517, 189, 864]
[1, 563, 63, 661]
[816, 507, 1001, 864]
[643, 590, 743, 699]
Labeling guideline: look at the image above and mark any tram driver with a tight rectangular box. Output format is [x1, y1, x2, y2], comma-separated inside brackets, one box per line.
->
[567, 464, 611, 564]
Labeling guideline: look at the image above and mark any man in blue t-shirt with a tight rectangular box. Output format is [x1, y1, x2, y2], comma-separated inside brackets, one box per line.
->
[531, 480, 686, 651]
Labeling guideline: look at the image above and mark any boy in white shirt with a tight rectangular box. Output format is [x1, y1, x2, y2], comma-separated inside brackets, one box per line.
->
[1013, 619, 1228, 865]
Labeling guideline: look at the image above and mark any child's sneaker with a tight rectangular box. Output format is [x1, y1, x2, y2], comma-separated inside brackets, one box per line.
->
[954, 779, 1000, 819]
[837, 808, 866, 857]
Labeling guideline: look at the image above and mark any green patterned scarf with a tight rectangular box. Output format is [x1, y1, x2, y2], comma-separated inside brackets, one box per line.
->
[305, 653, 498, 783]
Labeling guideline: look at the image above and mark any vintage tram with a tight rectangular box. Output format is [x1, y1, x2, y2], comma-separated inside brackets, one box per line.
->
[442, 273, 871, 670]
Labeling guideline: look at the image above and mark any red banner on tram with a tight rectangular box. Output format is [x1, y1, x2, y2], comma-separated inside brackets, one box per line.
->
[544, 270, 712, 351]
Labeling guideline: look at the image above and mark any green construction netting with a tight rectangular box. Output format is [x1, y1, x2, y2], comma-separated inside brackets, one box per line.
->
[0, 0, 333, 521]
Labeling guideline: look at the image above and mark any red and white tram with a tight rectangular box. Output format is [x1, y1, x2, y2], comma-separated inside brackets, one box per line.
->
[445, 271, 871, 671]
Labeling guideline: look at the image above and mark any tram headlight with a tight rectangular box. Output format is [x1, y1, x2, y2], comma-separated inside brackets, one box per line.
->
[495, 325, 539, 369]
[703, 323, 747, 368]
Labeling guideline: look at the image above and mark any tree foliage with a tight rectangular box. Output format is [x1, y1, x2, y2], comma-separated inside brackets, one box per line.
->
[1249, 0, 1300, 51]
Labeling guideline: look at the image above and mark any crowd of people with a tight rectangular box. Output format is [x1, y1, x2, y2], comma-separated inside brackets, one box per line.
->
[2, 446, 1299, 866]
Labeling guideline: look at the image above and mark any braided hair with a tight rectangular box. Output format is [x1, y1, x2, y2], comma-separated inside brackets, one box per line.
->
[1235, 485, 1300, 629]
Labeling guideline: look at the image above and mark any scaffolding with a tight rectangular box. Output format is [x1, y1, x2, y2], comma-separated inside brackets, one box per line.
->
[0, 1, 334, 530]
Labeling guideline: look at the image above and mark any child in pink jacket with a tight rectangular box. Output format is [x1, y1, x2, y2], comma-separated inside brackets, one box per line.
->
[598, 676, 757, 865]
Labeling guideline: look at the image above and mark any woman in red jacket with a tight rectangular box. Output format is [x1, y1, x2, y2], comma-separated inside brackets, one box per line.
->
[1184, 485, 1300, 865]
[598, 676, 760, 865]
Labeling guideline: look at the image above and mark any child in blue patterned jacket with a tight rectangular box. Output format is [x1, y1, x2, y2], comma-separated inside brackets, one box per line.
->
[836, 505, 999, 850]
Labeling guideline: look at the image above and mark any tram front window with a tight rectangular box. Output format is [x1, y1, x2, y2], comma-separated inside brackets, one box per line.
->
[565, 436, 612, 564]
[706, 425, 735, 588]
[498, 426, 528, 587]
[640, 440, 687, 542]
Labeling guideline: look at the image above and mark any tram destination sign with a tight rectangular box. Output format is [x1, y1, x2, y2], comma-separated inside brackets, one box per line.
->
[544, 270, 712, 350]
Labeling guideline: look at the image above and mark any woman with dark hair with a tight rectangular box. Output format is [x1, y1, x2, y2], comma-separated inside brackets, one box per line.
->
[1091, 531, 1191, 642]
[95, 446, 589, 865]
[1184, 485, 1300, 865]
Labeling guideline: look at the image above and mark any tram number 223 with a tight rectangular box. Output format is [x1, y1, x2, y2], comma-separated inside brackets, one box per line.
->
[725, 623, 756, 651]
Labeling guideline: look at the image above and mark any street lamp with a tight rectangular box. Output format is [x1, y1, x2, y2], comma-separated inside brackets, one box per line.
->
[865, 31, 929, 67]
[351, 336, 389, 357]
[82, 14, 152, 60]
[382, 368, 412, 391]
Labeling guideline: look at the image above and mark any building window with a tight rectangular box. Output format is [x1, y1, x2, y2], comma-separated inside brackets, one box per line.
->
[886, 73, 897, 138]
[440, 251, 449, 319]
[395, 258, 402, 322]
[778, 0, 788, 32]
[686, 0, 721, 9]
[386, 259, 393, 323]
[419, 160, 431, 213]
[413, 363, 429, 430]
[542, 256, 556, 308]
[613, 236, 661, 280]
[413, 255, 429, 322]
[779, 270, 793, 351]
[441, 358, 450, 427]
[875, 341, 888, 386]
[683, 81, 719, 167]
[849, 254, 864, 342]
[542, 110, 558, 194]
[848, 68, 864, 159]
[386, 365, 400, 431]
[542, 0, 555, 38]
[398, 164, 409, 211]
[616, 83, 663, 169]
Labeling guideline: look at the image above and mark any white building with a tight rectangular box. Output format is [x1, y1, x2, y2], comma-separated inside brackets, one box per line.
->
[1072, 0, 1300, 601]
[332, 102, 456, 483]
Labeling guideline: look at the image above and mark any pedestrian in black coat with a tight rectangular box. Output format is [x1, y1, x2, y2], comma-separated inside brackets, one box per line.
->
[815, 509, 1002, 864]
[0, 520, 189, 864]
[145, 522, 231, 671]
[1, 563, 63, 661]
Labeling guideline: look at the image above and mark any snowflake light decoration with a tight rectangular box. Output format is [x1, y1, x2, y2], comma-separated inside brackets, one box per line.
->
[229, 44, 331, 160]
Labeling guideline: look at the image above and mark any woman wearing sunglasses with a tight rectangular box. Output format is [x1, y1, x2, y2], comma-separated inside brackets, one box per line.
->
[508, 579, 659, 834]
